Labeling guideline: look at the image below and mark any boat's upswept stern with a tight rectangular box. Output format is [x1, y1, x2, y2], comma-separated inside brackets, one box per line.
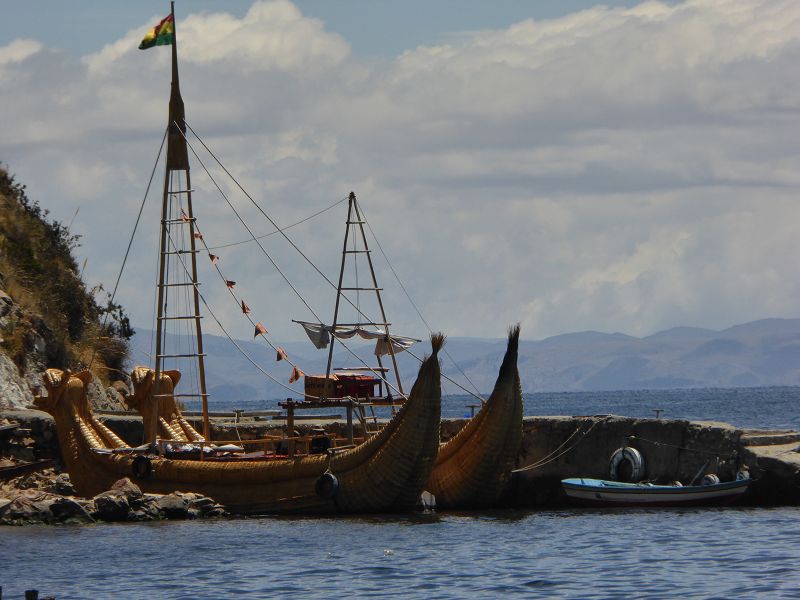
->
[333, 333, 443, 512]
[427, 325, 523, 508]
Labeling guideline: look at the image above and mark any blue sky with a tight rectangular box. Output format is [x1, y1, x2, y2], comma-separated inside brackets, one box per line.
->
[1, 0, 798, 345]
[3, 1, 642, 58]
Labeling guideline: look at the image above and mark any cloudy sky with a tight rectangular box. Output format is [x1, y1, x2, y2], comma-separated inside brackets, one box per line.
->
[1, 0, 799, 347]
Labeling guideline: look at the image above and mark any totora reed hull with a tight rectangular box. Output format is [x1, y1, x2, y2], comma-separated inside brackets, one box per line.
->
[35, 336, 443, 515]
[426, 326, 523, 509]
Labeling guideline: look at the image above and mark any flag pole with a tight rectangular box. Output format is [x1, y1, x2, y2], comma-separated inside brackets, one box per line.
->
[166, 1, 188, 171]
[152, 1, 211, 441]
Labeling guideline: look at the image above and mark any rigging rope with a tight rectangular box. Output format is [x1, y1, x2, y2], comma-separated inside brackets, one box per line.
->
[89, 126, 168, 371]
[176, 125, 423, 398]
[183, 123, 388, 333]
[359, 204, 484, 398]
[161, 166, 406, 400]
[180, 130, 322, 321]
[206, 196, 347, 250]
[180, 122, 485, 402]
[164, 227, 406, 400]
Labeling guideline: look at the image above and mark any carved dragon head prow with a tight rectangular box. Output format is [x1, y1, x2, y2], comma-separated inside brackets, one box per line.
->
[35, 368, 93, 419]
[127, 366, 183, 420]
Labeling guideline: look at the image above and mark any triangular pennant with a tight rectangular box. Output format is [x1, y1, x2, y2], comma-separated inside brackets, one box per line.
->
[276, 347, 288, 362]
[180, 209, 189, 222]
[254, 322, 267, 338]
[193, 231, 203, 240]
[289, 366, 305, 384]
[241, 300, 251, 315]
[209, 253, 219, 265]
[226, 280, 236, 288]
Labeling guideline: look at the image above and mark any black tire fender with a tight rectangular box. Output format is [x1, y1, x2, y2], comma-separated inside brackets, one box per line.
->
[609, 447, 645, 482]
[315, 472, 339, 499]
[132, 455, 153, 481]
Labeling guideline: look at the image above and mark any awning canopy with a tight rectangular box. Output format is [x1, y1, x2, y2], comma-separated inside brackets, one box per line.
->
[293, 321, 420, 357]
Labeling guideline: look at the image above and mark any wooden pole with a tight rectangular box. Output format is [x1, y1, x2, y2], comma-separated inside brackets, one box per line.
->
[346, 400, 354, 444]
[352, 196, 405, 396]
[183, 172, 210, 440]
[286, 401, 295, 457]
[324, 193, 355, 393]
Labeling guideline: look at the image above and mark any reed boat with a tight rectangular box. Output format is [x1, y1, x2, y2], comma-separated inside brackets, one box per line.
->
[426, 326, 523, 509]
[36, 335, 441, 514]
[37, 4, 443, 515]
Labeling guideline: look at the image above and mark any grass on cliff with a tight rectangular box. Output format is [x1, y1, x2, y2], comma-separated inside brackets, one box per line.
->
[0, 164, 133, 383]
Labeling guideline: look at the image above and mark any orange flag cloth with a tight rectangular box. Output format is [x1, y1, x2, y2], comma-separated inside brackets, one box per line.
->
[241, 300, 251, 315]
[254, 322, 267, 338]
[276, 347, 288, 362]
[289, 366, 304, 383]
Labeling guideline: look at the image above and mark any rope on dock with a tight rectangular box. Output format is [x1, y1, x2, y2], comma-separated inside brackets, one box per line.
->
[626, 435, 738, 459]
[513, 417, 607, 473]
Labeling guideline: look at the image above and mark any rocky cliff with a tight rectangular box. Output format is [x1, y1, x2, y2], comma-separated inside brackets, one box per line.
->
[0, 166, 132, 410]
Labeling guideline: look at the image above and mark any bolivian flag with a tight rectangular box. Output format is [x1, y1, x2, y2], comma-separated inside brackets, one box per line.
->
[139, 14, 174, 50]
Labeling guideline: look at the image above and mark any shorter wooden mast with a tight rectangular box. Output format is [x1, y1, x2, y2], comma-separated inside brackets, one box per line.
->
[323, 192, 405, 400]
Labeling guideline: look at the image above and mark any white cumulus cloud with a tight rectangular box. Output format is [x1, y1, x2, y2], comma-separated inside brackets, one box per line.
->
[1, 0, 799, 347]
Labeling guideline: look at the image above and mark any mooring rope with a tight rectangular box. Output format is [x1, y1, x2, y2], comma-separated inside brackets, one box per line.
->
[513, 417, 607, 473]
[627, 435, 738, 459]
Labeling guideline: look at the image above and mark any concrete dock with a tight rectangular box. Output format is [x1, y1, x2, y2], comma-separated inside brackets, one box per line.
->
[3, 409, 799, 507]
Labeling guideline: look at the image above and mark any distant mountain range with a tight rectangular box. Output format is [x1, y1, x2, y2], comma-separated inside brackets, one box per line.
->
[130, 318, 800, 402]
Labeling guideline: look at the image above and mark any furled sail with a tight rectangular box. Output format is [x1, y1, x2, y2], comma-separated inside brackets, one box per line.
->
[294, 320, 419, 356]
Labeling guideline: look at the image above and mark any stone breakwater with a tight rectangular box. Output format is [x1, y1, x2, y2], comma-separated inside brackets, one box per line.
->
[3, 409, 800, 514]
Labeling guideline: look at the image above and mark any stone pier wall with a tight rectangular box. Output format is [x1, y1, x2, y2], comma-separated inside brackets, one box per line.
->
[510, 416, 743, 506]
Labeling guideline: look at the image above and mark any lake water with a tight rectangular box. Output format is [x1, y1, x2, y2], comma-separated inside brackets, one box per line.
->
[2, 387, 799, 599]
[219, 386, 800, 430]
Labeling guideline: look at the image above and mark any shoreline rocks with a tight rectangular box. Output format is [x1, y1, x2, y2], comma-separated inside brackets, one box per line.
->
[0, 474, 227, 526]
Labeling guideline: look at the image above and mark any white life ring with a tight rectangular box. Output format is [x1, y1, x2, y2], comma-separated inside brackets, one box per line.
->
[609, 447, 645, 482]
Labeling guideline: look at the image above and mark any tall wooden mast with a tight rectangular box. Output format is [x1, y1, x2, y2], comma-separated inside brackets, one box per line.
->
[151, 2, 210, 442]
[323, 192, 405, 399]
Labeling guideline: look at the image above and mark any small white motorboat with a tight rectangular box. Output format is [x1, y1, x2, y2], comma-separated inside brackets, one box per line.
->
[561, 477, 750, 507]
